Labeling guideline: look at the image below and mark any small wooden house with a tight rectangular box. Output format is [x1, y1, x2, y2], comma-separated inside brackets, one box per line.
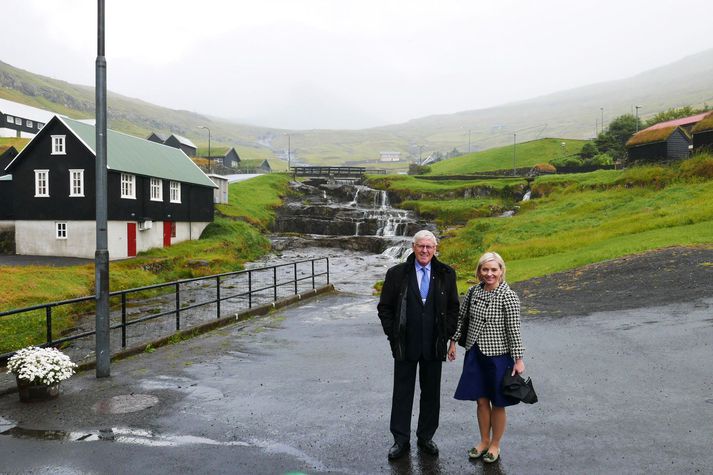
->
[164, 133, 197, 157]
[626, 126, 691, 162]
[691, 112, 713, 152]
[146, 132, 166, 144]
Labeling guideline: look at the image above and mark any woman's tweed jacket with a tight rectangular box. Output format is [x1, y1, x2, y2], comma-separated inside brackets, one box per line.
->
[451, 281, 525, 359]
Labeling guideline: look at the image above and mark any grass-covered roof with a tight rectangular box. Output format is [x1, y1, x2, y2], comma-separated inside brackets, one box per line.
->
[691, 112, 713, 133]
[626, 126, 685, 147]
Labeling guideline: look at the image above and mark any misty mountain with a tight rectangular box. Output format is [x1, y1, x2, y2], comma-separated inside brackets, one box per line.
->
[2, 48, 713, 165]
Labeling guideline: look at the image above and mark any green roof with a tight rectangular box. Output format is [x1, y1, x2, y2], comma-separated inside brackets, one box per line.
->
[626, 126, 680, 147]
[61, 117, 216, 188]
[692, 111, 713, 133]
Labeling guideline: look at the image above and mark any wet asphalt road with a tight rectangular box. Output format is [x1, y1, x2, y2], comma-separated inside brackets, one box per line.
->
[1, 249, 713, 474]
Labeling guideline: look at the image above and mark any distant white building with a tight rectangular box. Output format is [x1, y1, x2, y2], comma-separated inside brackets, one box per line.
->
[379, 151, 401, 162]
[0, 98, 55, 138]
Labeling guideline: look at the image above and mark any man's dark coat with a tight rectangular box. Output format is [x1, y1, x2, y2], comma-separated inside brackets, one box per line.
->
[377, 253, 460, 361]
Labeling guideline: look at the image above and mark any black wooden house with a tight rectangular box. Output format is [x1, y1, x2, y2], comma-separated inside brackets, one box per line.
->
[625, 126, 691, 162]
[692, 112, 713, 152]
[1, 116, 216, 259]
[164, 134, 197, 157]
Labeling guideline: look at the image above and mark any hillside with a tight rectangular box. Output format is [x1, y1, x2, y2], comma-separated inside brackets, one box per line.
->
[427, 137, 587, 175]
[2, 47, 713, 165]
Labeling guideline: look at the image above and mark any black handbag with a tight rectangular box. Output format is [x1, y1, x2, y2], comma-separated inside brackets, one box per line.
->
[502, 371, 538, 404]
[457, 286, 476, 347]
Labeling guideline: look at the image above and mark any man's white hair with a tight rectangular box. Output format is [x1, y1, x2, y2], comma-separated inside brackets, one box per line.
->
[412, 230, 438, 245]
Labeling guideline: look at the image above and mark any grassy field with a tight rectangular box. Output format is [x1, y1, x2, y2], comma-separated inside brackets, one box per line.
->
[0, 174, 291, 354]
[427, 138, 588, 175]
[436, 154, 713, 289]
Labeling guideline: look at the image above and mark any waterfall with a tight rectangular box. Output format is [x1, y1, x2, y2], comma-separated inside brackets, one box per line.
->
[522, 190, 531, 201]
[382, 243, 413, 259]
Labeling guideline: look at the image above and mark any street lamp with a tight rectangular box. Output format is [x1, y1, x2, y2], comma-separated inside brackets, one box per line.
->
[600, 107, 605, 133]
[198, 125, 211, 173]
[634, 105, 642, 132]
[418, 145, 424, 165]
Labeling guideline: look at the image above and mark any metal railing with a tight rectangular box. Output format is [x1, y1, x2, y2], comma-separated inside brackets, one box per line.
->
[0, 257, 329, 364]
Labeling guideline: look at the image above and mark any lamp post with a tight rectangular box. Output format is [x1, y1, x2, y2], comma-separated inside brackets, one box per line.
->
[635, 105, 642, 132]
[95, 0, 110, 378]
[512, 133, 517, 176]
[418, 145, 424, 165]
[600, 107, 605, 132]
[198, 126, 211, 173]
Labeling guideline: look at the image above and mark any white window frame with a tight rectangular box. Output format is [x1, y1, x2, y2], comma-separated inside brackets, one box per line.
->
[69, 169, 84, 197]
[120, 173, 136, 199]
[37, 122, 44, 129]
[34, 169, 49, 197]
[169, 181, 181, 203]
[27, 120, 33, 128]
[150, 177, 163, 201]
[6, 115, 13, 123]
[14, 117, 21, 125]
[51, 135, 66, 155]
[56, 222, 67, 239]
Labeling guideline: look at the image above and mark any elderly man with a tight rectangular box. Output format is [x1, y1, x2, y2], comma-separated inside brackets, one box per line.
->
[377, 230, 460, 460]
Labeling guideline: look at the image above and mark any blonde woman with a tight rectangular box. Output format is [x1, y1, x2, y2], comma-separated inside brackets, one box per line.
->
[448, 252, 525, 463]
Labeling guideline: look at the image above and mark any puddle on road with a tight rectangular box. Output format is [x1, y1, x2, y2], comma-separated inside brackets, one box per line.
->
[92, 394, 159, 415]
[0, 425, 251, 447]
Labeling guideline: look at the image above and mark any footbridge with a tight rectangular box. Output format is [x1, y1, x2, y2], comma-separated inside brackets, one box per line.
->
[291, 166, 386, 179]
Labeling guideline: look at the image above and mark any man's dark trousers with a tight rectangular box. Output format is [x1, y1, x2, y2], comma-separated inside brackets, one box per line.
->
[390, 271, 441, 445]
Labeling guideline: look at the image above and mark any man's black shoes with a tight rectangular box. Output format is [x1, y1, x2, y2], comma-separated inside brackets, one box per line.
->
[388, 441, 410, 460]
[417, 439, 439, 456]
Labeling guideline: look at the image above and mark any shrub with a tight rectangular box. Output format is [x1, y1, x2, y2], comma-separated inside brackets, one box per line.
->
[408, 164, 431, 175]
[550, 157, 584, 168]
[589, 153, 614, 166]
[580, 142, 598, 159]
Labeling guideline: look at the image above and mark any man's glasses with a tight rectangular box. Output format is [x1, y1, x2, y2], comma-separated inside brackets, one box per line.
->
[415, 245, 435, 250]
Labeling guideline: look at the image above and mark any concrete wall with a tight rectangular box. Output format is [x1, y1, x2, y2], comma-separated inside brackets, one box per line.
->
[16, 220, 96, 258]
[16, 220, 211, 260]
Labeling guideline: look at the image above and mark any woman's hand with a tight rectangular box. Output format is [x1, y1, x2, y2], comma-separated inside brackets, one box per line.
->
[448, 340, 457, 361]
[511, 358, 525, 376]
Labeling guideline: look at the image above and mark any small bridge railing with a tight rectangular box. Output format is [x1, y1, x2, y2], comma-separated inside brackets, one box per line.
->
[0, 257, 330, 364]
[292, 166, 366, 177]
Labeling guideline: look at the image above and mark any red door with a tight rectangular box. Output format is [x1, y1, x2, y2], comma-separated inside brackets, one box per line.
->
[163, 221, 172, 247]
[127, 222, 137, 257]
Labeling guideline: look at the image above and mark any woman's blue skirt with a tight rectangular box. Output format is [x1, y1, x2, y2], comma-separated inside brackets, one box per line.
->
[454, 342, 519, 407]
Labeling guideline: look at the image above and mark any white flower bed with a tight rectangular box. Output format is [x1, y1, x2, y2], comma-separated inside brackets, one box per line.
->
[7, 346, 77, 385]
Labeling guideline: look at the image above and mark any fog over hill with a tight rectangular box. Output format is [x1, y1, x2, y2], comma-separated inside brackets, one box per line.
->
[2, 48, 713, 165]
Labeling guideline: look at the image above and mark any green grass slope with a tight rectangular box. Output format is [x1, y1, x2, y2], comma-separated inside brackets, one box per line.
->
[428, 138, 587, 175]
[436, 155, 713, 289]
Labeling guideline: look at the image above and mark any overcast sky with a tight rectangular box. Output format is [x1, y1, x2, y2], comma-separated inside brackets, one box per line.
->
[2, 0, 712, 130]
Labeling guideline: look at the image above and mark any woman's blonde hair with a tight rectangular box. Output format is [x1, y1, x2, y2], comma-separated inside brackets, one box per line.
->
[476, 251, 506, 283]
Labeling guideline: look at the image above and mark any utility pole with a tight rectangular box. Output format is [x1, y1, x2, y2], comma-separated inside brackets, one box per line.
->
[512, 133, 517, 176]
[199, 126, 211, 172]
[635, 105, 642, 132]
[468, 129, 471, 154]
[600, 107, 605, 132]
[95, 0, 110, 378]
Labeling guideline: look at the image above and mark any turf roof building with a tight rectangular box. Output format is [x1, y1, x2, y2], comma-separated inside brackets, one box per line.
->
[691, 112, 713, 151]
[624, 113, 709, 161]
[1, 116, 216, 259]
